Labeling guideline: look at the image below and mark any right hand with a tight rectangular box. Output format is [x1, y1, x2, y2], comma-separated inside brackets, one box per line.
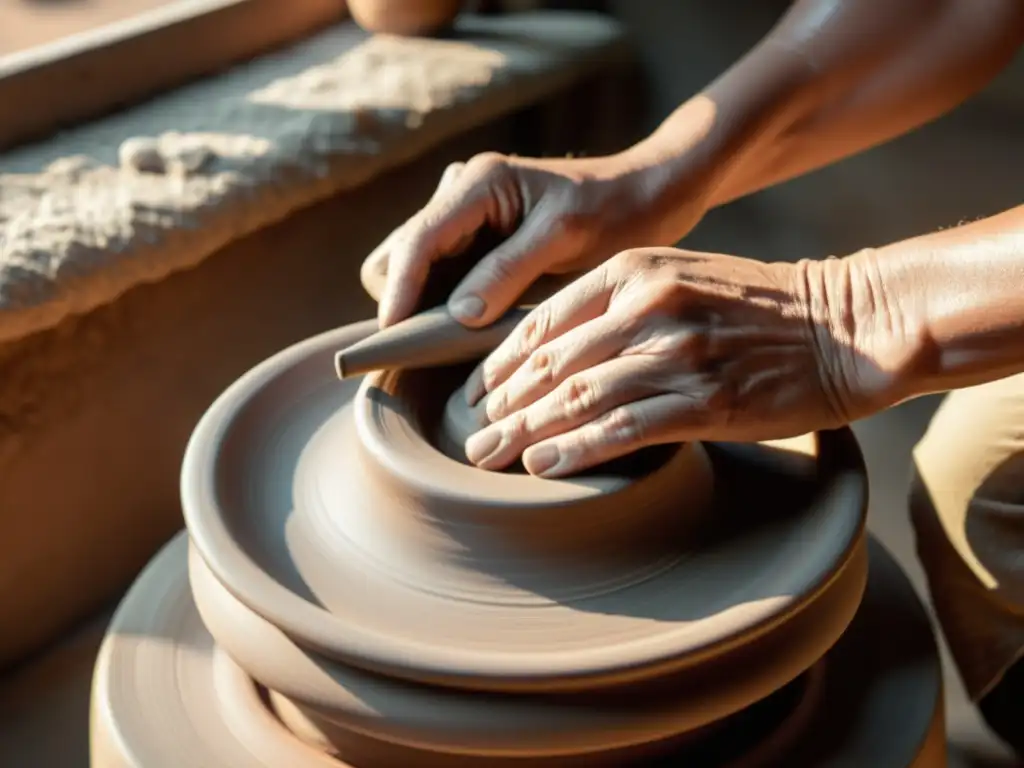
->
[367, 151, 711, 328]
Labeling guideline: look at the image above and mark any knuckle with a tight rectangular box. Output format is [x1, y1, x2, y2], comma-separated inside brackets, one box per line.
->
[443, 161, 465, 176]
[527, 348, 556, 387]
[609, 249, 642, 274]
[609, 248, 679, 282]
[400, 219, 430, 249]
[387, 223, 419, 260]
[598, 407, 645, 444]
[558, 376, 598, 419]
[517, 310, 550, 352]
[433, 162, 466, 196]
[467, 151, 507, 177]
[629, 278, 690, 317]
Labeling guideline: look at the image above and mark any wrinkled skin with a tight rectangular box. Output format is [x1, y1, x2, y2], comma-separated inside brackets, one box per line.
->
[365, 152, 710, 328]
[460, 247, 891, 477]
[364, 0, 1024, 478]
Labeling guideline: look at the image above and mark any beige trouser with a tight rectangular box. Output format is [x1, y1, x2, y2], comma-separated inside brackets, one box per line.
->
[911, 371, 1024, 703]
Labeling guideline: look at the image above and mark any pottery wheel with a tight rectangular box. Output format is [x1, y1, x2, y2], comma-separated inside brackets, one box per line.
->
[91, 314, 944, 765]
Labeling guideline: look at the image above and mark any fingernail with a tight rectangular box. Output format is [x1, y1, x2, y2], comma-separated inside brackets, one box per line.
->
[465, 428, 502, 466]
[449, 294, 485, 322]
[525, 444, 561, 477]
[486, 390, 508, 423]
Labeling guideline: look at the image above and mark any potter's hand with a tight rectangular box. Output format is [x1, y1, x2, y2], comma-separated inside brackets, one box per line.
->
[367, 152, 707, 328]
[462, 247, 905, 477]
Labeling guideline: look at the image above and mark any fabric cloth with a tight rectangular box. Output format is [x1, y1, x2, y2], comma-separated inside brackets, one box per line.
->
[910, 372, 1024, 705]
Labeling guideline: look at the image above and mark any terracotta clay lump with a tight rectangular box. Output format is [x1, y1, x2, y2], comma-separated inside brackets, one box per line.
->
[347, 0, 463, 36]
[89, 245, 947, 766]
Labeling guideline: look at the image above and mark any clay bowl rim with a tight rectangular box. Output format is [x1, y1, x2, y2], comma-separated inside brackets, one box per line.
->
[181, 321, 870, 689]
[353, 365, 707, 512]
[94, 533, 943, 766]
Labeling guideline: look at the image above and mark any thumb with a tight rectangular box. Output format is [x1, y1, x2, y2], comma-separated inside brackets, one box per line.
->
[447, 205, 582, 327]
[377, 162, 496, 326]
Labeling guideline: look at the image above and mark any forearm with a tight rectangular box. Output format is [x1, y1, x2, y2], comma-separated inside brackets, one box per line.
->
[847, 206, 1024, 401]
[713, 0, 1024, 204]
[621, 0, 1024, 233]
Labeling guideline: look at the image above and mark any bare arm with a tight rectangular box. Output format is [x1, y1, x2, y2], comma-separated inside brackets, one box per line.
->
[837, 205, 1024, 405]
[456, 203, 1024, 475]
[621, 0, 1024, 234]
[369, 0, 1023, 330]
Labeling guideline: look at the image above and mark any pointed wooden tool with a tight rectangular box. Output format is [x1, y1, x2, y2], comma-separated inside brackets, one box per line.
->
[334, 305, 529, 379]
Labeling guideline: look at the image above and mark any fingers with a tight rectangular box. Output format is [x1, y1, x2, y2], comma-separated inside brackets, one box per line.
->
[365, 161, 464, 291]
[484, 310, 635, 423]
[376, 161, 490, 326]
[464, 355, 660, 471]
[445, 200, 585, 328]
[522, 393, 707, 477]
[477, 266, 615, 396]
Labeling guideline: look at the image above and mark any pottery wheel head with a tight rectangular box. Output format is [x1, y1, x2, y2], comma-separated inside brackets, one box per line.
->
[352, 360, 717, 571]
[181, 315, 868, 694]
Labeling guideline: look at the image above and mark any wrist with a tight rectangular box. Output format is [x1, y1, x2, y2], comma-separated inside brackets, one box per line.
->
[866, 206, 1024, 395]
[620, 37, 818, 227]
[797, 249, 932, 422]
[607, 98, 722, 243]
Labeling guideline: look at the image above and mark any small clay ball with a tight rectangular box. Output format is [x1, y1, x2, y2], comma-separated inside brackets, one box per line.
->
[437, 383, 490, 463]
[348, 0, 462, 36]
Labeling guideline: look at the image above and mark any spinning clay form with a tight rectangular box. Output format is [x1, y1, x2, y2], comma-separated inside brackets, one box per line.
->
[90, 234, 947, 766]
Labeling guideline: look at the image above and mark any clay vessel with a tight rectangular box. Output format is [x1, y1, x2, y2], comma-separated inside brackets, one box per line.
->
[87, 231, 946, 766]
[91, 313, 948, 765]
[347, 0, 463, 37]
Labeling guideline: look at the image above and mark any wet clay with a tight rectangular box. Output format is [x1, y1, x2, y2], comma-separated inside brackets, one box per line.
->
[89, 244, 946, 765]
[92, 530, 944, 766]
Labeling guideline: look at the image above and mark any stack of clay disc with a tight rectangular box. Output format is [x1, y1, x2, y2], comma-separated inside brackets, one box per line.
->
[90, 313, 946, 767]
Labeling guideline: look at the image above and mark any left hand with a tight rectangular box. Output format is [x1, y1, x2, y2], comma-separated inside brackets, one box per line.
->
[461, 247, 903, 477]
